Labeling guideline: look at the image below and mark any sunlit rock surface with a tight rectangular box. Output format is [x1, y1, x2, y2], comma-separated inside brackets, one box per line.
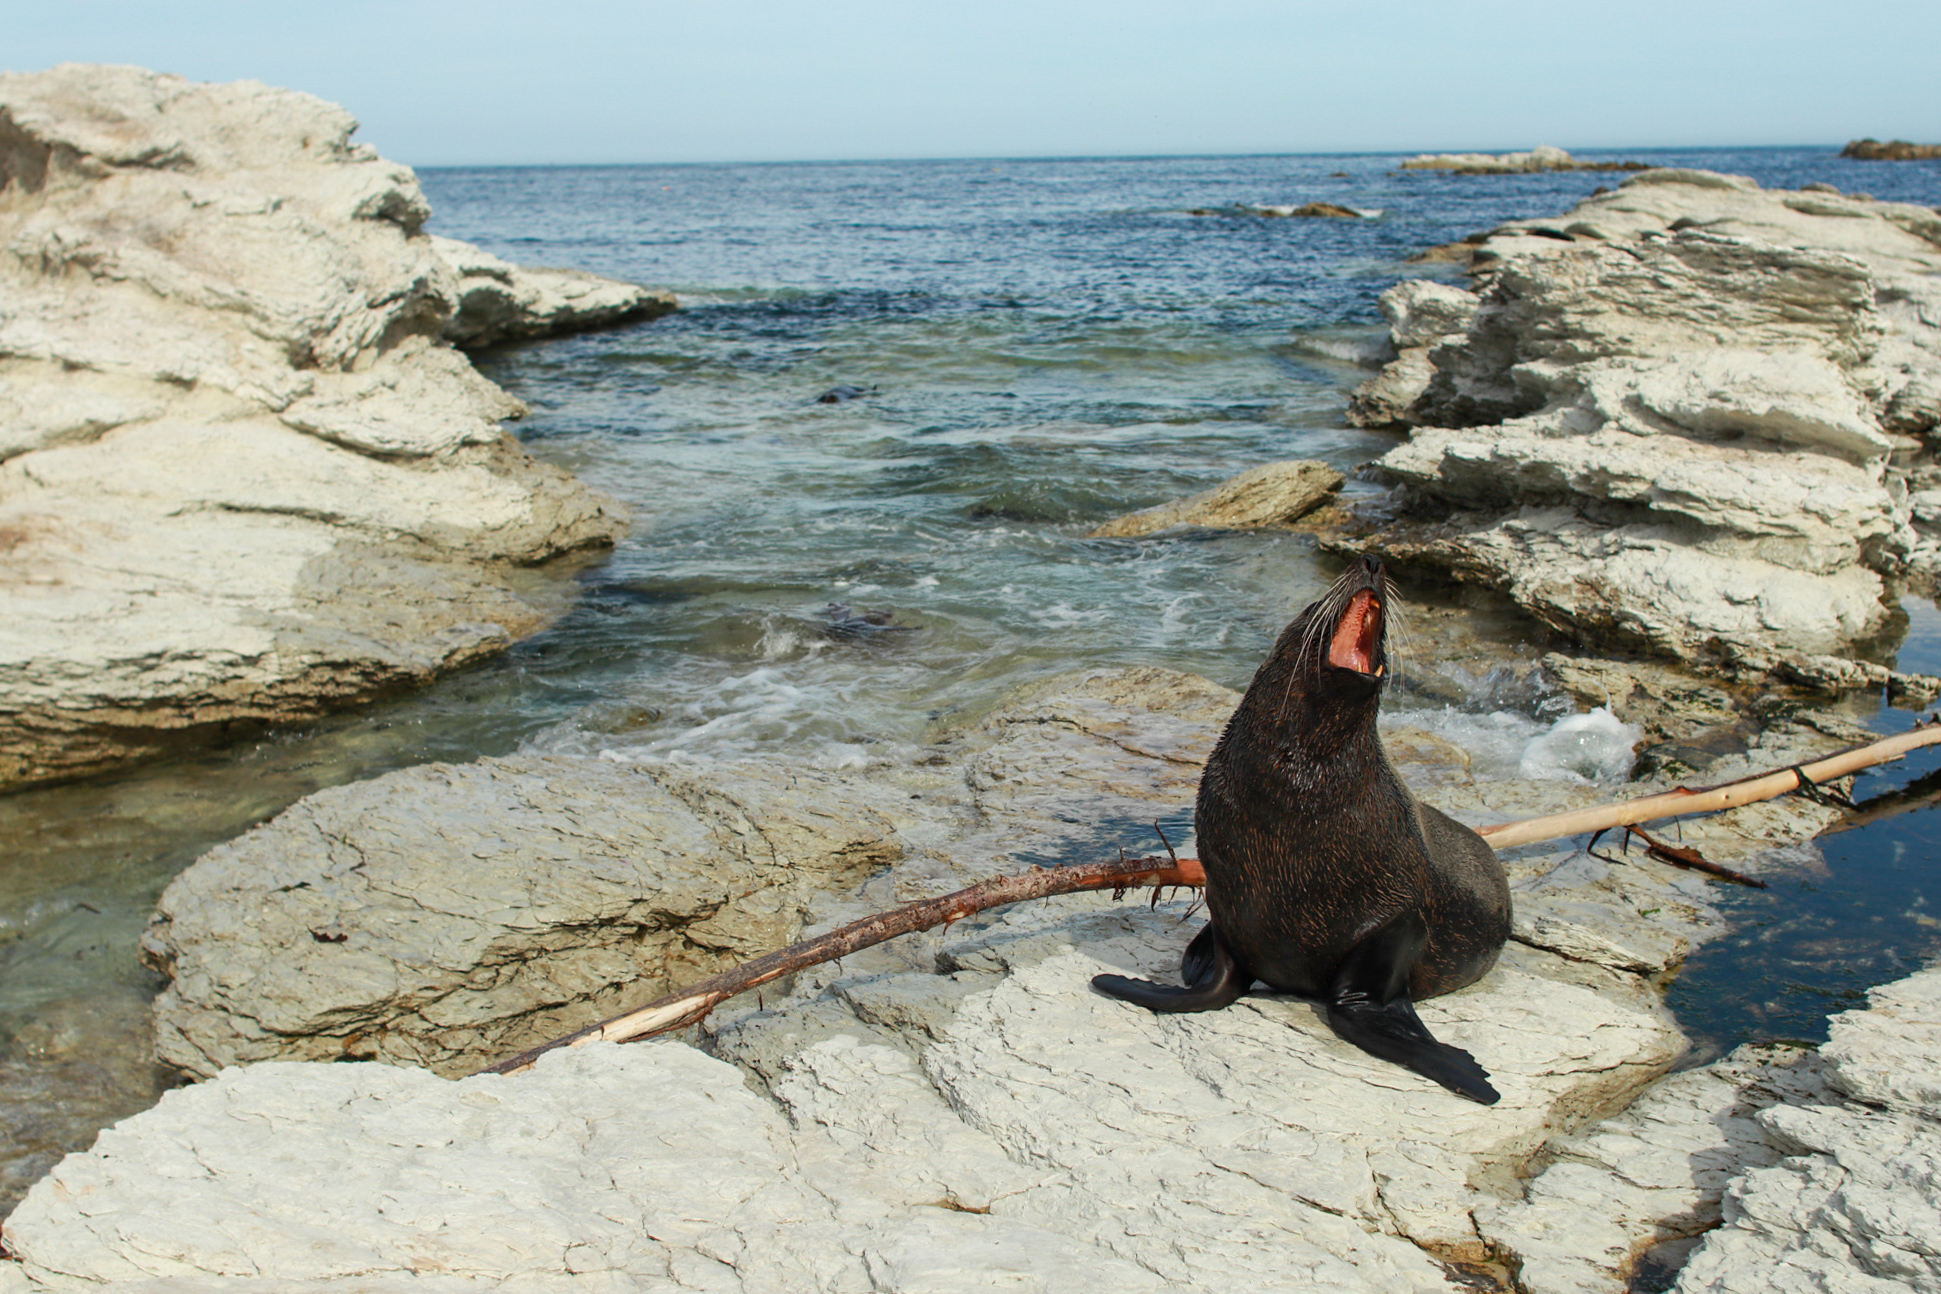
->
[1343, 169, 1941, 686]
[0, 65, 667, 790]
[1, 664, 1875, 1289]
[1477, 967, 1941, 1294]
[1085, 459, 1344, 537]
[431, 235, 676, 348]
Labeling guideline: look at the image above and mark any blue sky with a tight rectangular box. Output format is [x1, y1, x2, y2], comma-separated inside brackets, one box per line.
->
[8, 1, 1939, 166]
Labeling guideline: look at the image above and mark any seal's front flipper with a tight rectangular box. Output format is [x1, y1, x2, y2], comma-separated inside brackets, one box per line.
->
[1093, 923, 1249, 1014]
[1325, 911, 1500, 1105]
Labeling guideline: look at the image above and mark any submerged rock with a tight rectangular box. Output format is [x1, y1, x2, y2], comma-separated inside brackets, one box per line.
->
[1086, 459, 1345, 537]
[1340, 169, 1941, 685]
[0, 65, 671, 790]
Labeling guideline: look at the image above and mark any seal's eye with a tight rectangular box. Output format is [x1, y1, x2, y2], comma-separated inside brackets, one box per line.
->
[1326, 591, 1383, 676]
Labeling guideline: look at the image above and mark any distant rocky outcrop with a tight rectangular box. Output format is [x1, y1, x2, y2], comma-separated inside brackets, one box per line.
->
[1342, 169, 1941, 691]
[1400, 145, 1649, 175]
[1841, 138, 1941, 161]
[0, 65, 671, 790]
[1086, 460, 1344, 537]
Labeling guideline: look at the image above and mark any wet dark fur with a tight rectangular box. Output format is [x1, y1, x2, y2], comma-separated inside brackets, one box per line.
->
[1093, 555, 1512, 1102]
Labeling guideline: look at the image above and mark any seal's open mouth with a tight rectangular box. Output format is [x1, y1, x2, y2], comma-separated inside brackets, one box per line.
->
[1327, 589, 1384, 676]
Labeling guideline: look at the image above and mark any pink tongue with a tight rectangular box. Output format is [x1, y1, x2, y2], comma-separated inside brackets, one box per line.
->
[1327, 591, 1381, 673]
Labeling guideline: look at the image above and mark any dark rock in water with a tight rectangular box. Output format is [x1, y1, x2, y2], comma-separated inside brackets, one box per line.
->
[815, 385, 873, 404]
[1285, 201, 1364, 219]
[821, 603, 916, 641]
[1841, 138, 1941, 160]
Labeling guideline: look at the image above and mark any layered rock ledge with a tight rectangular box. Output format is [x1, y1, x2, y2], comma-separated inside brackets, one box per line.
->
[0, 65, 670, 790]
[1341, 168, 1941, 692]
[5, 661, 1879, 1290]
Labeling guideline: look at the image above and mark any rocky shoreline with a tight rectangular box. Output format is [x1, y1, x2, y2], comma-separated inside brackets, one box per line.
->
[5, 662, 1931, 1293]
[0, 65, 673, 791]
[4, 71, 1941, 1294]
[1339, 168, 1941, 703]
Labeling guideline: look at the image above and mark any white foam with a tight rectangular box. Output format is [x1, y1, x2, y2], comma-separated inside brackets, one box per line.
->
[1390, 707, 1548, 780]
[1516, 706, 1643, 784]
[1291, 333, 1397, 369]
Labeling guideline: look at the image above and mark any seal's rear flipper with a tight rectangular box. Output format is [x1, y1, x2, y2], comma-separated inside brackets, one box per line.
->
[1326, 912, 1501, 1105]
[1093, 924, 1249, 1014]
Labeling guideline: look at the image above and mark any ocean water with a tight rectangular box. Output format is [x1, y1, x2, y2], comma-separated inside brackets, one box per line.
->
[3, 148, 1940, 1212]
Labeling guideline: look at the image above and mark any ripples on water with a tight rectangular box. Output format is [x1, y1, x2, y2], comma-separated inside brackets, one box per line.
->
[4, 149, 1940, 1210]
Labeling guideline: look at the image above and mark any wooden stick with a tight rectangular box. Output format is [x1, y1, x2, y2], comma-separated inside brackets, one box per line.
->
[479, 718, 1940, 1076]
[1475, 719, 1941, 848]
[480, 853, 1205, 1076]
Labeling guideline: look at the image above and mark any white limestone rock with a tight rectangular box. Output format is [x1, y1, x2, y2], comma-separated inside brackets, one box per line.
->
[1477, 1045, 1835, 1294]
[0, 65, 660, 790]
[1822, 966, 1941, 1112]
[431, 236, 677, 349]
[1364, 506, 1893, 663]
[0, 1042, 1169, 1293]
[6, 661, 1890, 1290]
[2, 936, 1689, 1292]
[1382, 279, 1482, 350]
[1381, 420, 1897, 573]
[139, 667, 1238, 1083]
[1399, 146, 1637, 175]
[1343, 170, 1941, 679]
[143, 754, 904, 1079]
[1469, 967, 1941, 1294]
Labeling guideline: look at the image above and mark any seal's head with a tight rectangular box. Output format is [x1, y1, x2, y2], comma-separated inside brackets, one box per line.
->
[1257, 553, 1391, 755]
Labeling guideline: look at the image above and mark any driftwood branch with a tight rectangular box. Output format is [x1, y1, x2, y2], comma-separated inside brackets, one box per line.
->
[481, 853, 1205, 1076]
[1474, 717, 1941, 848]
[480, 718, 1941, 1076]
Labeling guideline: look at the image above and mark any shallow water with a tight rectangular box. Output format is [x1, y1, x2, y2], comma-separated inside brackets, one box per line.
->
[4, 147, 1940, 1214]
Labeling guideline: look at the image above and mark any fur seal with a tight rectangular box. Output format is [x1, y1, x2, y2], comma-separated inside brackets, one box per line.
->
[1094, 555, 1511, 1103]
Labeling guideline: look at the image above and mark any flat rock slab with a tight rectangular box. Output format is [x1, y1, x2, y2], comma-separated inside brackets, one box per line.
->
[1086, 460, 1344, 538]
[143, 755, 904, 1079]
[3, 924, 1684, 1292]
[1473, 966, 1941, 1293]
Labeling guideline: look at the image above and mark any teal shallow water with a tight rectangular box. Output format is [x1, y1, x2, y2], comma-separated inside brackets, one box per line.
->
[4, 148, 1940, 1213]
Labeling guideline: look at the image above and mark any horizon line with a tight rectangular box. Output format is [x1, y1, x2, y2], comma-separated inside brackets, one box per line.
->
[405, 142, 1866, 172]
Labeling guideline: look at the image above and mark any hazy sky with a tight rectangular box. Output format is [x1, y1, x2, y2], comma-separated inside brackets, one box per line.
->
[8, 1, 1939, 166]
